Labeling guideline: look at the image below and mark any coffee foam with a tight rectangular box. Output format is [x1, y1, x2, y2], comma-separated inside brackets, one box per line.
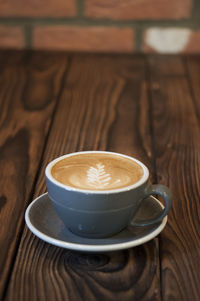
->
[51, 153, 144, 191]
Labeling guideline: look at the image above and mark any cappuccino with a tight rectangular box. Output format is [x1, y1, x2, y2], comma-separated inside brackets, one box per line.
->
[51, 153, 143, 191]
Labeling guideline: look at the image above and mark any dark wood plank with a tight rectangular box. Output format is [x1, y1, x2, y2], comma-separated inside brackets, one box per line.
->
[5, 54, 161, 301]
[185, 56, 200, 119]
[0, 51, 68, 300]
[0, 50, 24, 66]
[148, 55, 186, 77]
[148, 56, 200, 300]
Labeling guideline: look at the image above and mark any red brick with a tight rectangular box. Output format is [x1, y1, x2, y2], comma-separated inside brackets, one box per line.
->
[0, 26, 24, 49]
[0, 0, 75, 17]
[33, 26, 134, 53]
[85, 0, 192, 20]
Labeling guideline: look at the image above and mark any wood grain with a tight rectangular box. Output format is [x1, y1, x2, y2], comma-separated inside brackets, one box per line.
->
[185, 56, 200, 118]
[5, 54, 161, 301]
[148, 56, 200, 300]
[0, 51, 68, 300]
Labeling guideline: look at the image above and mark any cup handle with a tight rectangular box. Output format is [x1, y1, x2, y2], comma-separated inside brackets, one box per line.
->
[131, 184, 172, 226]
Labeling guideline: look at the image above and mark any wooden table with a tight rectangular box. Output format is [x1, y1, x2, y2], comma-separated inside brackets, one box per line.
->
[0, 50, 200, 301]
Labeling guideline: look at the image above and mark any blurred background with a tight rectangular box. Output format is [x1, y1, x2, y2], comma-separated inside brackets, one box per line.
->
[0, 0, 199, 53]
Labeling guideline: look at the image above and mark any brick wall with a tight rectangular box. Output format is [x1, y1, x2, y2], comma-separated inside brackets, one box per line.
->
[0, 0, 199, 53]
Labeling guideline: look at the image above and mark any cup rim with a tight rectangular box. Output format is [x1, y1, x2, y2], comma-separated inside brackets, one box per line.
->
[45, 151, 149, 194]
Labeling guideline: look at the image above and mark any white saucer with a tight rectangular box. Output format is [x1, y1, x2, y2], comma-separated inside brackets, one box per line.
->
[25, 193, 167, 253]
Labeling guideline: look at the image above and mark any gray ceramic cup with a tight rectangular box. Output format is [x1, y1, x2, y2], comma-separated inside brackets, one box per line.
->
[45, 151, 172, 238]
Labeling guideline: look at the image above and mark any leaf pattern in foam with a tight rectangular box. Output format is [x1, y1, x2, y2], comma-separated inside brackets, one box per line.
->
[87, 163, 111, 188]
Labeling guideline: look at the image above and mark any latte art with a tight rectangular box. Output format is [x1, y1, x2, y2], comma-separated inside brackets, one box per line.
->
[51, 153, 144, 191]
[87, 163, 112, 188]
